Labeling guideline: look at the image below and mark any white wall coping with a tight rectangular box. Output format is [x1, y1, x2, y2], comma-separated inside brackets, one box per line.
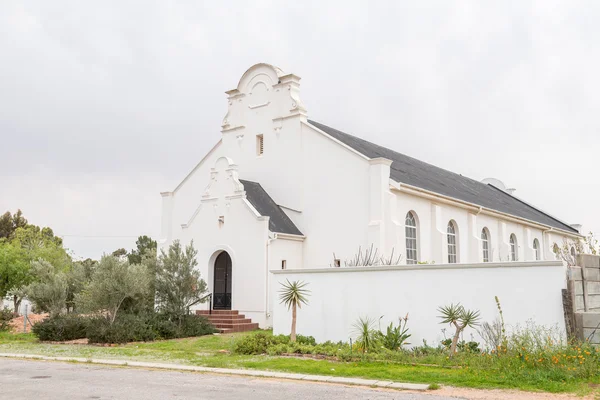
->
[271, 260, 565, 275]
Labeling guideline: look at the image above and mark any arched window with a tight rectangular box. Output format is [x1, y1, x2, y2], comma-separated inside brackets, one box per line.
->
[447, 221, 458, 263]
[481, 228, 490, 262]
[405, 212, 418, 264]
[510, 234, 518, 261]
[570, 246, 577, 260]
[533, 238, 540, 261]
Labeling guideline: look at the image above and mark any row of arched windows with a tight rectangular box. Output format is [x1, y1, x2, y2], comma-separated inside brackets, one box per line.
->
[404, 211, 543, 264]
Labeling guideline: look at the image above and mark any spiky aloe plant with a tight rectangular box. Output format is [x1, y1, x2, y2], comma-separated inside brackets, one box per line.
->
[279, 280, 310, 342]
[353, 316, 378, 353]
[438, 303, 480, 356]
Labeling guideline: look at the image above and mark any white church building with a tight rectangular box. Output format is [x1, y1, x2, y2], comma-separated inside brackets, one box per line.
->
[159, 63, 582, 330]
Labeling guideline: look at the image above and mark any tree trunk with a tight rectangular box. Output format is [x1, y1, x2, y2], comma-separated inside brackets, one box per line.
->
[13, 295, 21, 315]
[450, 322, 462, 356]
[290, 302, 297, 342]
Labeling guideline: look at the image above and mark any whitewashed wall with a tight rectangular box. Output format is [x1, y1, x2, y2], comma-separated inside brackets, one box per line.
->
[271, 261, 567, 346]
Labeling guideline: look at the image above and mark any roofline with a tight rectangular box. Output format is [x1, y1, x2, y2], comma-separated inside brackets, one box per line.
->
[391, 180, 583, 239]
[487, 184, 577, 234]
[172, 140, 222, 193]
[302, 121, 370, 161]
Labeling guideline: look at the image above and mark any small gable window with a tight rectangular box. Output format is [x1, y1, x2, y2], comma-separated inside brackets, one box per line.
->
[447, 221, 458, 264]
[256, 134, 264, 156]
[510, 234, 518, 261]
[481, 228, 490, 262]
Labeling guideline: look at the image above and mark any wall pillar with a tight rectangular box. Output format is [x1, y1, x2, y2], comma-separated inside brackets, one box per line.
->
[498, 221, 509, 261]
[431, 204, 445, 263]
[468, 213, 480, 263]
[367, 158, 393, 257]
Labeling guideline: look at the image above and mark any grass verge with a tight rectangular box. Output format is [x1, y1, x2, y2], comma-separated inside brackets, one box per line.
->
[0, 331, 598, 396]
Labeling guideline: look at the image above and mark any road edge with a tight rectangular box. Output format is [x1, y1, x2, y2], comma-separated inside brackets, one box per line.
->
[0, 352, 429, 391]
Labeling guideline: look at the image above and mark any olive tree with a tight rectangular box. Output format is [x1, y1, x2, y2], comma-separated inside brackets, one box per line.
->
[26, 259, 68, 317]
[76, 255, 150, 325]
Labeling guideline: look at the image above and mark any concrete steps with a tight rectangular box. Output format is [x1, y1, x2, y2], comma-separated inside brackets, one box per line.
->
[196, 310, 259, 333]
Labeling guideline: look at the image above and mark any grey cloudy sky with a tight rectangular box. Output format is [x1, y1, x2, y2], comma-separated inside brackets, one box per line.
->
[1, 1, 599, 259]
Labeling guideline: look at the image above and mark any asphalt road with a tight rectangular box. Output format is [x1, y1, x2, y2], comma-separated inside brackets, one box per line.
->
[0, 359, 463, 400]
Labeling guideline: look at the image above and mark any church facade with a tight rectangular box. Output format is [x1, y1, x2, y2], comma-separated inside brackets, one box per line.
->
[159, 63, 582, 327]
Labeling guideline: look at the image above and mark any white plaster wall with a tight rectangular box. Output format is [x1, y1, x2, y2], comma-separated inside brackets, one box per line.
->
[294, 123, 372, 267]
[267, 238, 304, 325]
[271, 261, 567, 346]
[393, 190, 564, 265]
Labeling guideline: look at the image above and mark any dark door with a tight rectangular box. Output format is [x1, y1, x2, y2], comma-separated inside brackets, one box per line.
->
[213, 252, 232, 310]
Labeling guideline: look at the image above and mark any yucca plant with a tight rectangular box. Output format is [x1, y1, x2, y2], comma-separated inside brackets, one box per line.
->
[353, 316, 378, 353]
[438, 303, 480, 356]
[279, 280, 310, 342]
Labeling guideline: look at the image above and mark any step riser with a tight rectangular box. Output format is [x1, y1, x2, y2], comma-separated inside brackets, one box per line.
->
[212, 323, 257, 329]
[197, 310, 239, 315]
[217, 323, 259, 333]
[207, 319, 251, 324]
[197, 309, 258, 333]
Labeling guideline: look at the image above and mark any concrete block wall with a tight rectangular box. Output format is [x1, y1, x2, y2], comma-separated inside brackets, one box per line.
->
[575, 312, 600, 345]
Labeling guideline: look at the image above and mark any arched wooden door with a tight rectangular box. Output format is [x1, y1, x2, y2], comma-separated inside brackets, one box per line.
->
[213, 252, 232, 310]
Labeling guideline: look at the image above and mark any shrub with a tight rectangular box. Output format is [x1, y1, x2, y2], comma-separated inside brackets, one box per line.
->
[233, 332, 290, 354]
[0, 308, 14, 331]
[295, 334, 316, 346]
[32, 314, 89, 341]
[86, 314, 156, 344]
[86, 313, 216, 344]
[177, 314, 216, 337]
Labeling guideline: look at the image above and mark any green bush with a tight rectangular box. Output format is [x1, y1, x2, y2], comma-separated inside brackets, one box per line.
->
[86, 313, 216, 344]
[0, 308, 14, 331]
[295, 334, 316, 346]
[177, 314, 216, 337]
[233, 332, 290, 354]
[32, 314, 89, 341]
[86, 314, 156, 344]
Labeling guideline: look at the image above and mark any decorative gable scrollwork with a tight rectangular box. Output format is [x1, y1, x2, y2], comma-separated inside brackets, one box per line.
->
[202, 157, 245, 201]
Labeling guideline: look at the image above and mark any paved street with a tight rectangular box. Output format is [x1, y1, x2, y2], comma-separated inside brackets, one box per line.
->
[0, 359, 462, 400]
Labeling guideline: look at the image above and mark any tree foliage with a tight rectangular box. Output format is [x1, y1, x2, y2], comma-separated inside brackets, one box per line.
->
[0, 241, 31, 301]
[155, 240, 208, 317]
[76, 255, 150, 324]
[0, 210, 28, 240]
[26, 260, 68, 317]
[128, 235, 157, 265]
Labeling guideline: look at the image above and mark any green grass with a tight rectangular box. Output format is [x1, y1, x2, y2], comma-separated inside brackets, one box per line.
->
[0, 331, 598, 395]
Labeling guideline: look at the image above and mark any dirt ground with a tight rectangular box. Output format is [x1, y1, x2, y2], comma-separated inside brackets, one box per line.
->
[8, 313, 47, 333]
[428, 386, 598, 400]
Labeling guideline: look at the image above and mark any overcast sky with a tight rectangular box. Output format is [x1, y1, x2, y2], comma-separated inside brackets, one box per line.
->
[1, 1, 599, 259]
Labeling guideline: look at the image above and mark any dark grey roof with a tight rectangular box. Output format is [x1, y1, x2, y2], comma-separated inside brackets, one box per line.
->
[308, 120, 578, 234]
[240, 179, 303, 236]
